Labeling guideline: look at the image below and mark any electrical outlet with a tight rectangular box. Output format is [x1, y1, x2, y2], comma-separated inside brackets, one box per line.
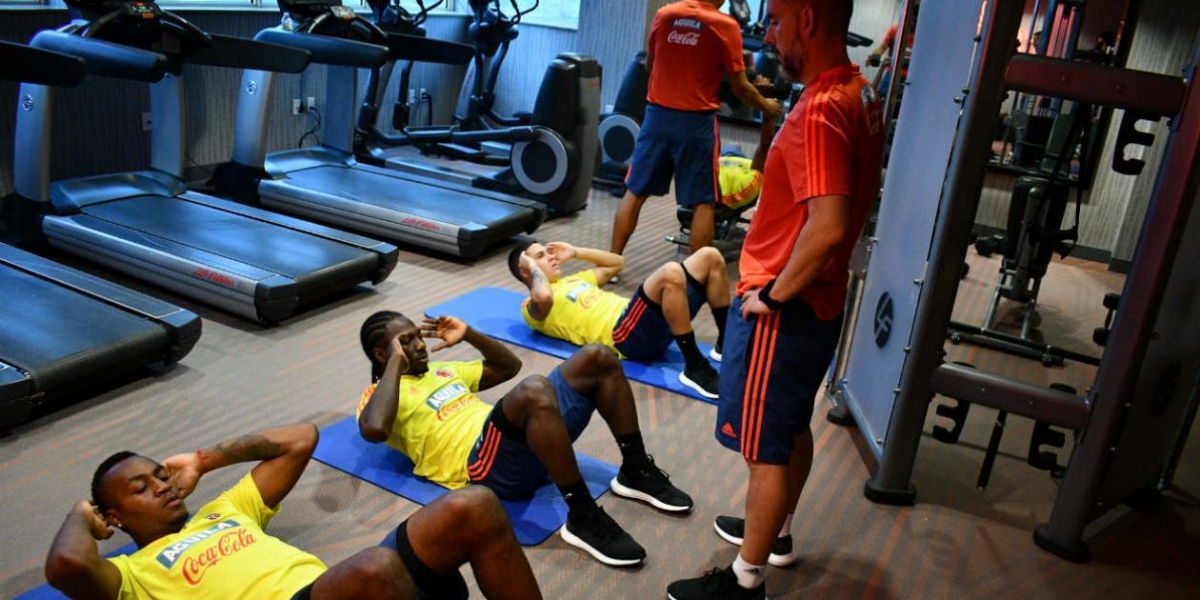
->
[292, 98, 303, 116]
[140, 111, 152, 132]
[305, 96, 316, 112]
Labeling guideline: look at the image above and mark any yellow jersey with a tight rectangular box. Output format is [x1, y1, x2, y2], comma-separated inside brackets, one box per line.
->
[521, 270, 630, 354]
[108, 473, 326, 599]
[718, 155, 763, 210]
[356, 360, 492, 488]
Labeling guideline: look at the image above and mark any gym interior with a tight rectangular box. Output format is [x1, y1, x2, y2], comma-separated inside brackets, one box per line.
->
[1, 0, 1198, 598]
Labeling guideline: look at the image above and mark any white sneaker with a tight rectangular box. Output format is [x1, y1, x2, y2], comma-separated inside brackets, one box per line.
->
[709, 347, 722, 362]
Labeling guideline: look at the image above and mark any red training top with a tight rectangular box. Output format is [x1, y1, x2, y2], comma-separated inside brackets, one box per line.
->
[737, 64, 884, 321]
[646, 0, 746, 111]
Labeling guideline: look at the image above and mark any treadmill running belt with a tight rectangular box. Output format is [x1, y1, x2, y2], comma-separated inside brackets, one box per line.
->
[0, 267, 168, 394]
[281, 166, 536, 232]
[82, 196, 373, 277]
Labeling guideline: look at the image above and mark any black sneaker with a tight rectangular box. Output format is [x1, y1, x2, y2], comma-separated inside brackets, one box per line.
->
[560, 507, 646, 567]
[713, 515, 796, 567]
[679, 361, 719, 399]
[709, 346, 722, 362]
[609, 457, 694, 512]
[667, 566, 766, 600]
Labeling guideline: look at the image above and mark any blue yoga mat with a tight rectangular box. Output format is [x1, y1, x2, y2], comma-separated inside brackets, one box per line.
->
[312, 416, 617, 546]
[425, 287, 719, 404]
[17, 543, 136, 600]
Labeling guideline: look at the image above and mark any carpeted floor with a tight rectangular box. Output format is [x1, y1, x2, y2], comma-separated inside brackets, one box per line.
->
[1, 175, 1197, 600]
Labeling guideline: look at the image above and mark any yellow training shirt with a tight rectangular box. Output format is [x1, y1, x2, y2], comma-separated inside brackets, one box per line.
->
[718, 155, 764, 210]
[521, 270, 630, 353]
[108, 473, 326, 599]
[356, 360, 492, 488]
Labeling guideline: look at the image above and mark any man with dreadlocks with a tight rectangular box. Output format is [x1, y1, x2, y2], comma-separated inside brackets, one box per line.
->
[358, 311, 692, 567]
[45, 422, 542, 600]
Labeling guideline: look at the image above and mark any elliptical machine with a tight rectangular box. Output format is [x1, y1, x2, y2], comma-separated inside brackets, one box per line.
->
[359, 0, 599, 216]
[451, 0, 540, 134]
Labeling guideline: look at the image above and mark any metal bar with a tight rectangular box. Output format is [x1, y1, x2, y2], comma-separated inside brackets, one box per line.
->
[977, 411, 1009, 489]
[948, 321, 1101, 366]
[1037, 51, 1200, 558]
[930, 363, 1089, 429]
[867, 0, 1028, 501]
[1005, 55, 1185, 115]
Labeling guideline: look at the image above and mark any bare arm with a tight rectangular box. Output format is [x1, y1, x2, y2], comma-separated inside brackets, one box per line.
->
[550, 242, 624, 285]
[422, 316, 522, 391]
[359, 339, 407, 444]
[521, 253, 554, 321]
[751, 115, 778, 172]
[164, 424, 318, 509]
[45, 501, 121, 600]
[729, 70, 783, 122]
[742, 195, 851, 316]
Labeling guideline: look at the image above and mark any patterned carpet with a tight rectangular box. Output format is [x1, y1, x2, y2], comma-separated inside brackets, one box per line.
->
[1, 176, 1197, 600]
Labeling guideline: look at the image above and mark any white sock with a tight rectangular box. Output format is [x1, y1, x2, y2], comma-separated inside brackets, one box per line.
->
[779, 514, 793, 538]
[732, 553, 766, 589]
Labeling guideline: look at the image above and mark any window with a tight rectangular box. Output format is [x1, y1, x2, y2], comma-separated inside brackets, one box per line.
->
[515, 0, 578, 30]
[354, 0, 459, 13]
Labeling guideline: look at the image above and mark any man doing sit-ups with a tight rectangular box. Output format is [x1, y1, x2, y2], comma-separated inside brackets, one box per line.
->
[358, 312, 693, 567]
[45, 422, 542, 600]
[508, 241, 731, 398]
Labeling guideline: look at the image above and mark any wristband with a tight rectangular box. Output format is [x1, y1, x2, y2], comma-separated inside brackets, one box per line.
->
[758, 279, 787, 311]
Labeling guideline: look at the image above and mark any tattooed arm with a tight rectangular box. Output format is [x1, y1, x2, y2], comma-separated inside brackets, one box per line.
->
[520, 253, 555, 321]
[161, 423, 318, 508]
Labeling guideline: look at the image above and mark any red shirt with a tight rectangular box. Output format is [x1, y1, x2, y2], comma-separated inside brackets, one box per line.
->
[646, 0, 746, 111]
[737, 64, 884, 320]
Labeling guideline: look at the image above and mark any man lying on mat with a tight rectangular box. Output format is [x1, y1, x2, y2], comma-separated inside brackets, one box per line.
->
[508, 240, 730, 398]
[358, 312, 693, 568]
[45, 423, 541, 600]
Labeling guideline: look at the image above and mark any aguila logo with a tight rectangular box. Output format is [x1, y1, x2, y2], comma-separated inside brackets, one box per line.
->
[181, 529, 258, 585]
[436, 368, 453, 378]
[667, 30, 701, 46]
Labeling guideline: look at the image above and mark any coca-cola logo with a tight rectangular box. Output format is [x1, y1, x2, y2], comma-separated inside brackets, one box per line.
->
[180, 529, 258, 585]
[667, 30, 701, 46]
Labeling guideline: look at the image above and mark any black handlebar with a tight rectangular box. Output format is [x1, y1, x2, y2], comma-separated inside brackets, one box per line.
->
[30, 30, 168, 82]
[0, 40, 87, 86]
[256, 27, 388, 68]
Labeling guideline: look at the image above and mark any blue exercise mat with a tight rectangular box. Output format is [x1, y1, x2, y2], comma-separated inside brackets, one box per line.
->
[17, 543, 136, 600]
[425, 287, 719, 404]
[312, 416, 617, 546]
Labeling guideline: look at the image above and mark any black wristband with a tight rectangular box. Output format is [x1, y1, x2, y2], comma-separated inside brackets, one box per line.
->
[759, 279, 786, 311]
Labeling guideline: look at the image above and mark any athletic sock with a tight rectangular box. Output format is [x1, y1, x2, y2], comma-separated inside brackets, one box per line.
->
[711, 305, 729, 350]
[615, 431, 651, 471]
[559, 479, 597, 520]
[674, 331, 706, 367]
[732, 553, 766, 589]
[779, 514, 794, 538]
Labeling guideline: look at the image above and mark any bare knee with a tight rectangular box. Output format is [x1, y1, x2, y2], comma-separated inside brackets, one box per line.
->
[332, 547, 410, 599]
[697, 246, 724, 269]
[575, 344, 621, 374]
[440, 487, 510, 540]
[657, 262, 686, 290]
[508, 376, 558, 416]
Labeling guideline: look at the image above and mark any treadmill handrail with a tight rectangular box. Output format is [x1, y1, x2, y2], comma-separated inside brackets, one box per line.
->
[0, 40, 86, 87]
[255, 27, 388, 68]
[187, 34, 311, 73]
[384, 32, 474, 65]
[30, 30, 167, 83]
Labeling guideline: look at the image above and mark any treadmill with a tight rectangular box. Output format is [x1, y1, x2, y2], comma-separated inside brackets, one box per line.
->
[215, 0, 545, 259]
[0, 40, 201, 430]
[8, 0, 399, 323]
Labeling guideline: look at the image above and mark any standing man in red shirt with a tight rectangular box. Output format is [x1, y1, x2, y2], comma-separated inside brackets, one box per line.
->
[610, 0, 783, 259]
[667, 1, 883, 598]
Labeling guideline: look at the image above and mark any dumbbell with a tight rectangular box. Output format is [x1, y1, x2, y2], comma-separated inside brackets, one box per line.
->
[1092, 292, 1121, 346]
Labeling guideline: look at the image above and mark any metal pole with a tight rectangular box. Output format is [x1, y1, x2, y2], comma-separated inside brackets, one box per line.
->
[865, 0, 1028, 503]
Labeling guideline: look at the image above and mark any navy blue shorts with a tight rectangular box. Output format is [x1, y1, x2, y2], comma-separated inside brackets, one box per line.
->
[715, 296, 843, 465]
[612, 264, 707, 362]
[467, 367, 595, 498]
[378, 520, 468, 600]
[624, 104, 719, 207]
